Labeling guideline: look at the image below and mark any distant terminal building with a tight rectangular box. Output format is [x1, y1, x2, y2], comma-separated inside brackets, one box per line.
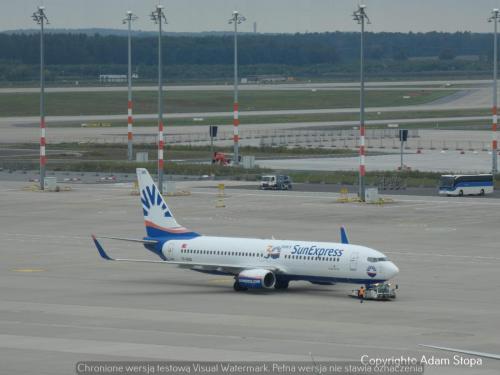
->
[99, 73, 138, 83]
[243, 75, 294, 84]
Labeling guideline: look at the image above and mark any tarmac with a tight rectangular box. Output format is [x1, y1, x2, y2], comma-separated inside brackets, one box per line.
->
[1, 179, 499, 374]
[257, 149, 496, 174]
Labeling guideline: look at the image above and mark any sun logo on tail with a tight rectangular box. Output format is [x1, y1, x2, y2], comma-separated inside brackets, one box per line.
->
[141, 185, 172, 218]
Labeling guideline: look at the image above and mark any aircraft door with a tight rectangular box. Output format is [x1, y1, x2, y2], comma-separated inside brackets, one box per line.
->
[165, 243, 174, 259]
[349, 252, 359, 271]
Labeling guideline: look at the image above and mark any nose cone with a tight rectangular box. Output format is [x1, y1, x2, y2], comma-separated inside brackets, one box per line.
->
[385, 262, 399, 279]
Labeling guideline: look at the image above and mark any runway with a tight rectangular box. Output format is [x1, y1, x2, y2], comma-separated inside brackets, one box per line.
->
[0, 79, 489, 94]
[0, 180, 499, 374]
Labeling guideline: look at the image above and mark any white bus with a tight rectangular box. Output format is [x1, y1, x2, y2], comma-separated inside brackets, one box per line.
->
[439, 174, 494, 196]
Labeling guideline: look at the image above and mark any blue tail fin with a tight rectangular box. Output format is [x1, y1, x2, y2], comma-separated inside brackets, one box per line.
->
[340, 226, 349, 244]
[137, 168, 199, 239]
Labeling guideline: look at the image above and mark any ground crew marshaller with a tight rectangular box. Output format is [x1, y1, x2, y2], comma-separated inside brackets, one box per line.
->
[358, 286, 366, 303]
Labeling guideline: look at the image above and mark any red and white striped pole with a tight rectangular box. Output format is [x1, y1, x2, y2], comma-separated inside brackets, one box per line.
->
[158, 119, 164, 184]
[125, 11, 137, 162]
[230, 11, 245, 165]
[34, 6, 48, 191]
[360, 125, 366, 185]
[493, 105, 498, 172]
[127, 100, 133, 160]
[492, 8, 499, 174]
[152, 5, 166, 194]
[40, 117, 46, 189]
[354, 5, 369, 200]
[233, 102, 239, 160]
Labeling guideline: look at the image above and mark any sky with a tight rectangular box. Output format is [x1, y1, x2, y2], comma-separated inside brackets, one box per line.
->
[5, 0, 500, 34]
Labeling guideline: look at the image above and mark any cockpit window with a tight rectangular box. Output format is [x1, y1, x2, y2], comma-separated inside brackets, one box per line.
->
[367, 257, 389, 262]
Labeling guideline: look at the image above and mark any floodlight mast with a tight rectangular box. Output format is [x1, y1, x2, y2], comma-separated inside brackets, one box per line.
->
[32, 6, 49, 191]
[123, 11, 138, 162]
[151, 5, 168, 194]
[229, 11, 246, 166]
[353, 5, 371, 201]
[489, 9, 500, 175]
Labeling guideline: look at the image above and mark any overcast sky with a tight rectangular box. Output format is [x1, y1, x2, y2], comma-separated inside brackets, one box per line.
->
[5, 0, 500, 33]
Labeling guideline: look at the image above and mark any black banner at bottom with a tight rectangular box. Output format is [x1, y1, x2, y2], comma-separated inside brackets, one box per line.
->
[75, 361, 425, 375]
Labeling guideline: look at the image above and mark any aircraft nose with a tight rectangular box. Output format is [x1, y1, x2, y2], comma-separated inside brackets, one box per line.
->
[385, 262, 399, 279]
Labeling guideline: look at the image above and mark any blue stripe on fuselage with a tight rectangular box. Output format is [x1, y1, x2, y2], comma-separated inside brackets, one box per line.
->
[188, 269, 386, 285]
[278, 274, 386, 285]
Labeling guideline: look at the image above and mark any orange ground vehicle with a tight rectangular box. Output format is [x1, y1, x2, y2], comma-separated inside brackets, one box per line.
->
[212, 152, 231, 166]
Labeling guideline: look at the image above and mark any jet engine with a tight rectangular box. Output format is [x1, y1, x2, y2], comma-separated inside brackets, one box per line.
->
[237, 269, 276, 289]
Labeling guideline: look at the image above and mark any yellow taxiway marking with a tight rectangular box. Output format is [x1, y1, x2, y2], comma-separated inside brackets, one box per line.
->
[12, 268, 46, 273]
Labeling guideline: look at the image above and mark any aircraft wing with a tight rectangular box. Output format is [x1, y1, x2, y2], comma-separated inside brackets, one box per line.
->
[91, 235, 283, 274]
[419, 345, 500, 360]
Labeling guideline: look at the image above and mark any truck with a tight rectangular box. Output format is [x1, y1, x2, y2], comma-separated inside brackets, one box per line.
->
[260, 175, 292, 190]
[212, 152, 231, 166]
[350, 282, 397, 301]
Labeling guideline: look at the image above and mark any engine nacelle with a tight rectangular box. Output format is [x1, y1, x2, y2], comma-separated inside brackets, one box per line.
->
[238, 269, 276, 289]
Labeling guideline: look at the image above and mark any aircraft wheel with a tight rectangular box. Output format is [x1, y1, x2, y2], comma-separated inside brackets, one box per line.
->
[233, 280, 247, 292]
[274, 280, 289, 290]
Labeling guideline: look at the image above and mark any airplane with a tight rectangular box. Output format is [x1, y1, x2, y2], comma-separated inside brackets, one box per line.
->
[91, 168, 399, 292]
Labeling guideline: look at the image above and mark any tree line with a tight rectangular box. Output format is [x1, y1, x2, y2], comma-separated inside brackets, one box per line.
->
[0, 31, 496, 81]
[0, 31, 495, 66]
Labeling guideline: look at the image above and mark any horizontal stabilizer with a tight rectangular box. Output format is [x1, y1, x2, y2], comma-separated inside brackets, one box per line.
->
[96, 235, 159, 245]
[91, 234, 165, 263]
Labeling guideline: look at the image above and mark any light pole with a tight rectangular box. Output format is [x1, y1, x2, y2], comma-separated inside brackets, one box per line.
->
[123, 11, 137, 162]
[32, 6, 49, 191]
[489, 9, 499, 175]
[353, 4, 370, 201]
[151, 5, 167, 194]
[229, 11, 246, 166]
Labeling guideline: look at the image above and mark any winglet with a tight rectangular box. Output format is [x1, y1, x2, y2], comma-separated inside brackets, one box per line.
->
[92, 235, 114, 261]
[340, 226, 349, 244]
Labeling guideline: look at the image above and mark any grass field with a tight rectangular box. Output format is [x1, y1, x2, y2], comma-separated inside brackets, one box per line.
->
[0, 89, 454, 117]
[2, 143, 499, 189]
[0, 143, 358, 162]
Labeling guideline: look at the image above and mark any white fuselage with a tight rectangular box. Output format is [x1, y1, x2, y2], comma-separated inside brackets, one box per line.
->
[161, 236, 399, 284]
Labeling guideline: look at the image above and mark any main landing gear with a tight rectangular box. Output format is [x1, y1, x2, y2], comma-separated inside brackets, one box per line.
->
[233, 280, 248, 292]
[274, 279, 289, 290]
